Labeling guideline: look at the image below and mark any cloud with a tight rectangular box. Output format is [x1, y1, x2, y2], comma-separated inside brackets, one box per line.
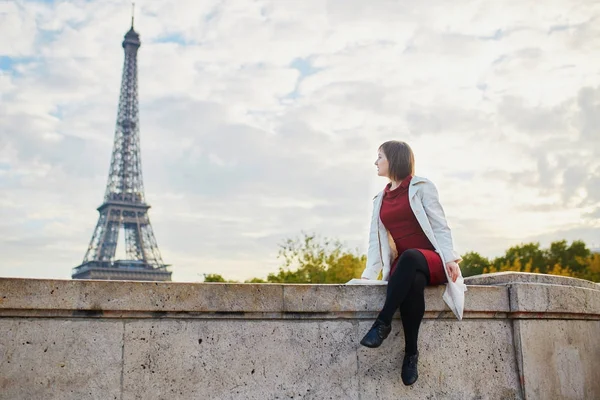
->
[0, 0, 599, 281]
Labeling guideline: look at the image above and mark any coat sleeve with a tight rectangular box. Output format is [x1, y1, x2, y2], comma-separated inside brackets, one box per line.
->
[362, 197, 383, 280]
[420, 181, 462, 265]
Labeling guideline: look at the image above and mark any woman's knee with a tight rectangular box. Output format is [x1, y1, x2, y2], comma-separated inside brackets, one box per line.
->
[398, 250, 430, 280]
[398, 249, 425, 266]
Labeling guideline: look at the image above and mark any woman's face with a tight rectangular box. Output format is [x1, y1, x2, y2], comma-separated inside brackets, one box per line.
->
[374, 149, 389, 178]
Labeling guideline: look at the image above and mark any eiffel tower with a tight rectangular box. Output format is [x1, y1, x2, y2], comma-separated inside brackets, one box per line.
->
[72, 17, 171, 281]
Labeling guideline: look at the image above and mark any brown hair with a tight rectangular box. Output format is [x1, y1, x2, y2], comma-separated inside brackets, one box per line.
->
[379, 140, 415, 181]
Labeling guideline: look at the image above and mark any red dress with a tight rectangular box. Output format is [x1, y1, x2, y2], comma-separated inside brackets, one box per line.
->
[379, 176, 447, 286]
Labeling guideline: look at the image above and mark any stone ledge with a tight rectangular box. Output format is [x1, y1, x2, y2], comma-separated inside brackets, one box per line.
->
[509, 283, 600, 315]
[1, 274, 598, 320]
[0, 279, 284, 312]
[0, 277, 506, 319]
[464, 271, 599, 290]
[281, 283, 508, 313]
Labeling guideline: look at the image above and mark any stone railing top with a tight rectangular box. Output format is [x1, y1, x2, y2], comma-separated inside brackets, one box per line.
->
[464, 271, 599, 290]
[0, 273, 599, 320]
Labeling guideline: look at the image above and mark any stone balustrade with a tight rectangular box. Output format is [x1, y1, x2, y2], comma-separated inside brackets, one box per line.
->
[0, 272, 598, 399]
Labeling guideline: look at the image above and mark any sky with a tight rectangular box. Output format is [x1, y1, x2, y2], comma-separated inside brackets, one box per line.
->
[1, 0, 599, 282]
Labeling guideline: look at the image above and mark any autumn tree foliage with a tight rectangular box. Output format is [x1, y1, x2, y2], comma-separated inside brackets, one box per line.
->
[265, 233, 366, 283]
[460, 240, 597, 281]
[203, 235, 599, 283]
[203, 233, 366, 284]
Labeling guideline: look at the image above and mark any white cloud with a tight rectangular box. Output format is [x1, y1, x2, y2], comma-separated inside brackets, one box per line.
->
[0, 0, 599, 281]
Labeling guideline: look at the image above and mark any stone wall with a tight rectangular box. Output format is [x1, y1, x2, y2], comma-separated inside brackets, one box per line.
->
[0, 272, 598, 400]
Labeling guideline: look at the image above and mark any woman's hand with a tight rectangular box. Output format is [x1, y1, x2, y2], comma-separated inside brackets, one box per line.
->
[445, 261, 460, 282]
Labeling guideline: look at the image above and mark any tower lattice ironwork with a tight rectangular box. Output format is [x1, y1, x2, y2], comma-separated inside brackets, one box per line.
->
[72, 20, 171, 281]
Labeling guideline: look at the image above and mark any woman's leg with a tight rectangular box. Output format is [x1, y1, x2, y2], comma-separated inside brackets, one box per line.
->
[400, 271, 427, 356]
[360, 249, 429, 349]
[395, 250, 429, 386]
[398, 271, 426, 386]
[377, 249, 429, 325]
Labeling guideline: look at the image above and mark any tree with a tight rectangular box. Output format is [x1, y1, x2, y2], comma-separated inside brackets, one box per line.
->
[266, 233, 366, 283]
[492, 242, 547, 273]
[545, 240, 590, 273]
[490, 240, 592, 275]
[545, 240, 568, 269]
[565, 240, 590, 273]
[459, 251, 491, 277]
[203, 273, 238, 283]
[325, 253, 367, 283]
[545, 263, 575, 278]
[201, 235, 599, 283]
[484, 258, 541, 274]
[244, 277, 267, 283]
[579, 253, 600, 282]
[483, 240, 595, 279]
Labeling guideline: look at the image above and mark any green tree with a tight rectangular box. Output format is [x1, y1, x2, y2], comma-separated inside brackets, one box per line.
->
[244, 277, 267, 283]
[568, 240, 590, 265]
[579, 253, 600, 282]
[324, 253, 367, 283]
[202, 235, 599, 283]
[203, 273, 238, 283]
[493, 240, 591, 274]
[266, 233, 366, 283]
[545, 240, 568, 269]
[492, 242, 547, 272]
[459, 251, 491, 277]
[549, 240, 589, 273]
[485, 240, 594, 280]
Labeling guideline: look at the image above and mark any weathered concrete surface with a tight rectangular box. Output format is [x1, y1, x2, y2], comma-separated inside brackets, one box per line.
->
[0, 273, 598, 400]
[282, 284, 509, 317]
[357, 320, 521, 399]
[0, 279, 284, 313]
[510, 283, 600, 316]
[0, 278, 509, 320]
[514, 320, 600, 400]
[122, 320, 360, 399]
[464, 271, 599, 290]
[0, 319, 123, 400]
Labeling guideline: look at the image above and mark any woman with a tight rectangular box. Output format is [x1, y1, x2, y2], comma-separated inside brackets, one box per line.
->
[360, 140, 467, 386]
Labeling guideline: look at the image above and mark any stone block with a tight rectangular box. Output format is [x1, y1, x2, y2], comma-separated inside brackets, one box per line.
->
[514, 320, 600, 400]
[509, 283, 600, 316]
[121, 319, 359, 399]
[462, 285, 510, 314]
[0, 319, 123, 400]
[0, 278, 284, 314]
[283, 284, 385, 313]
[357, 319, 522, 399]
[282, 284, 509, 317]
[464, 272, 599, 290]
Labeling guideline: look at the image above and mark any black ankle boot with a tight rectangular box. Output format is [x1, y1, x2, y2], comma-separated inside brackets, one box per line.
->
[401, 351, 419, 386]
[360, 319, 391, 348]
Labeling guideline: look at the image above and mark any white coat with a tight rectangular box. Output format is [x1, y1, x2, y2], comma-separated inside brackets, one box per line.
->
[361, 176, 467, 320]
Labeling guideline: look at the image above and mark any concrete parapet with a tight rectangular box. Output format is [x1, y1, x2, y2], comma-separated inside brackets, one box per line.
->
[463, 271, 599, 290]
[0, 272, 598, 399]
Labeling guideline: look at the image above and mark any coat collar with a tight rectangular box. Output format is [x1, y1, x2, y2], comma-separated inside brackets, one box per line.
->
[409, 175, 427, 199]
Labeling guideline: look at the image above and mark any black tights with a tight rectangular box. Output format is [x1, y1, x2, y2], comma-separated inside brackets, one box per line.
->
[377, 249, 430, 356]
